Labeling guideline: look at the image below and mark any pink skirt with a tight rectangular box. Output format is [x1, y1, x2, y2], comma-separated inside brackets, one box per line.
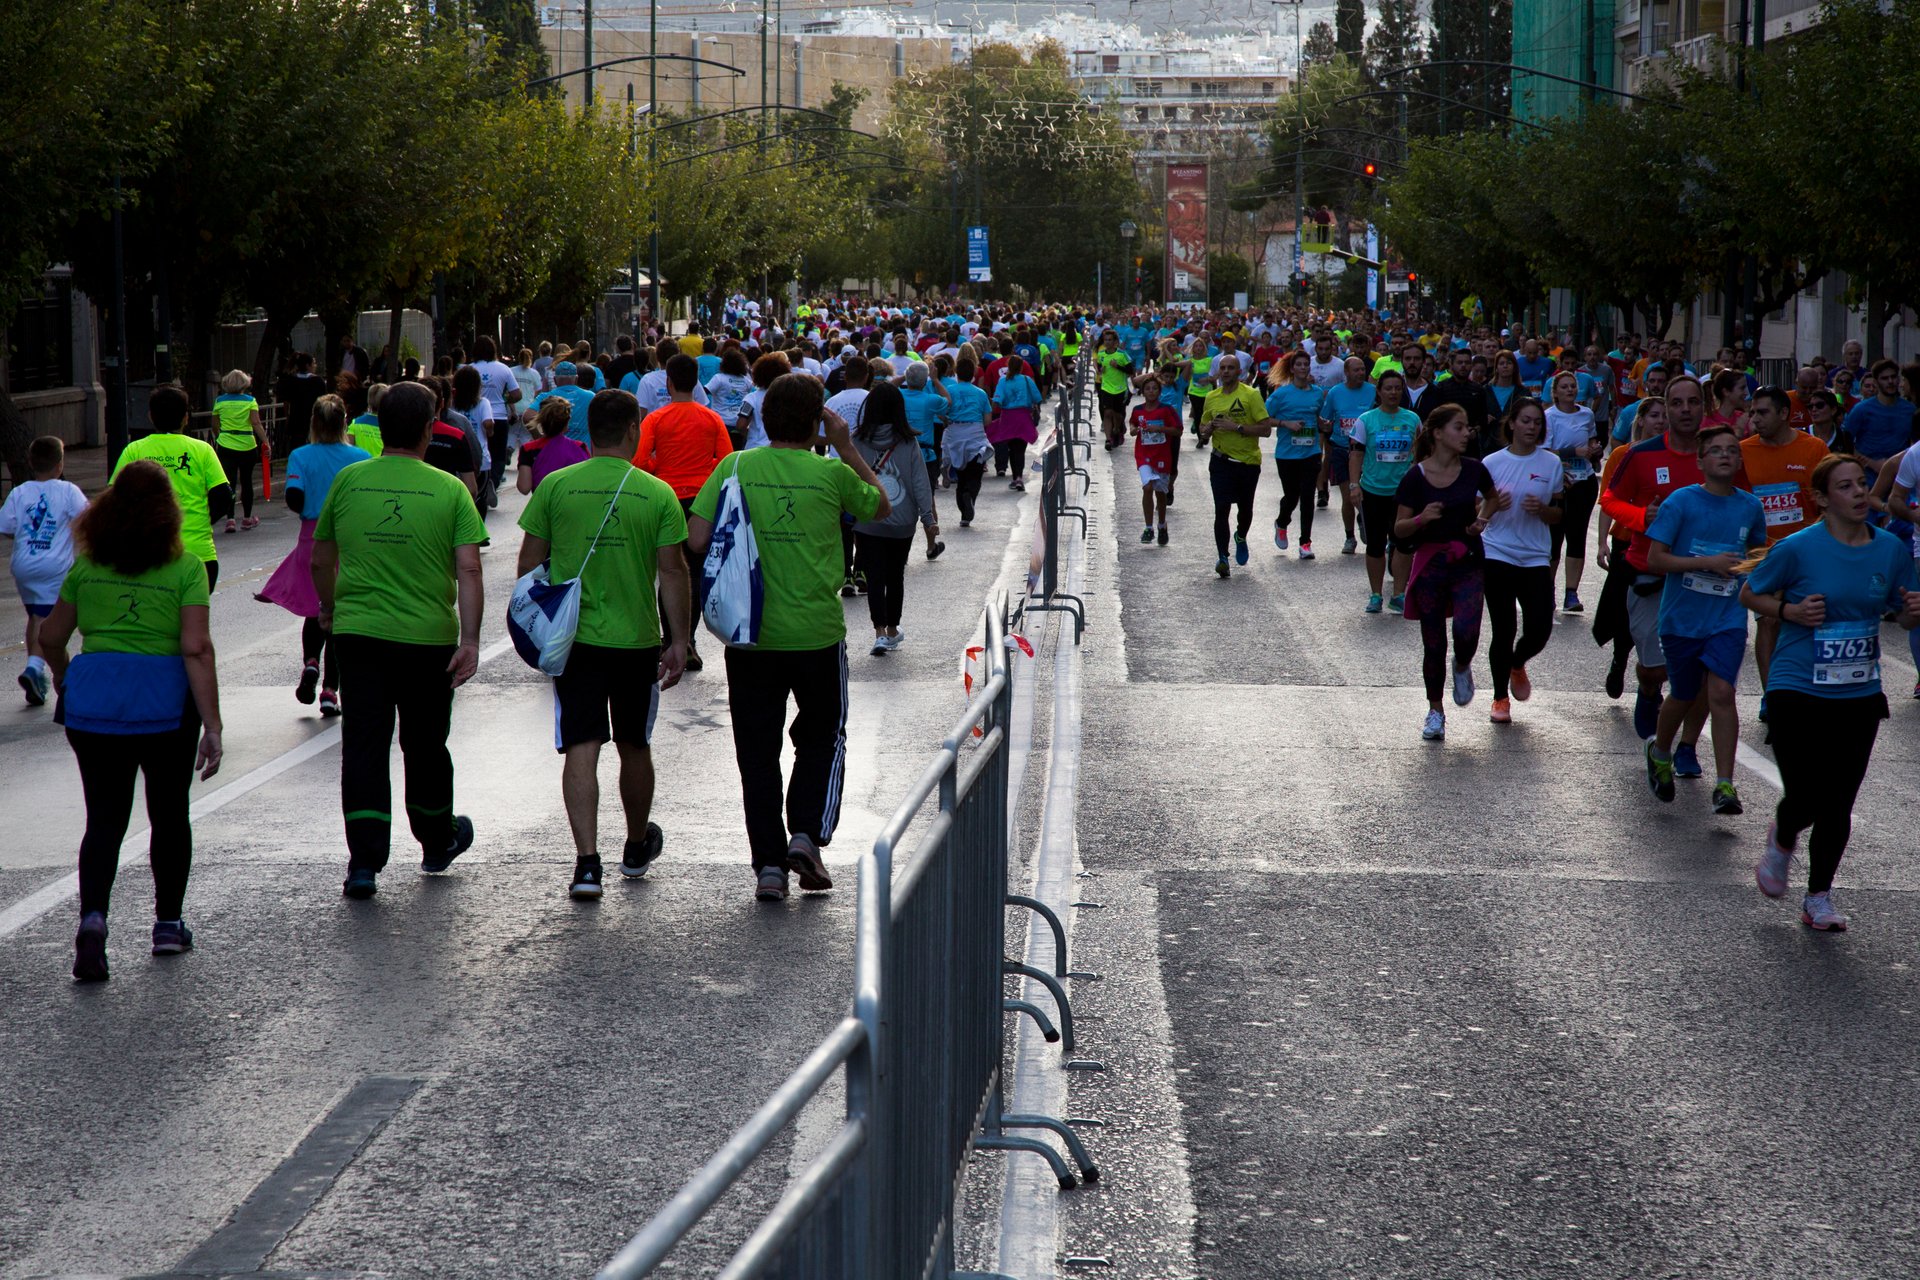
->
[988, 406, 1039, 446]
[256, 520, 321, 617]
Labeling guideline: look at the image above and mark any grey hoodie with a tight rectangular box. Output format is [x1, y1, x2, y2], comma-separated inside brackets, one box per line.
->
[850, 423, 936, 538]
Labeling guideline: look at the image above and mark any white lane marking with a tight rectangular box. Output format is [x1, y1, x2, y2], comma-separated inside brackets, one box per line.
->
[1737, 741, 1783, 791]
[0, 635, 520, 942]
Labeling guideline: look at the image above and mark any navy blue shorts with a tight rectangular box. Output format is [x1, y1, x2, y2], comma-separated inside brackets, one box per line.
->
[1661, 629, 1746, 701]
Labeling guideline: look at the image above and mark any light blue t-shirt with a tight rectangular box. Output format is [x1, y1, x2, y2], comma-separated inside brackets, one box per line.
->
[533, 384, 597, 444]
[1613, 397, 1645, 443]
[696, 353, 721, 386]
[1646, 483, 1767, 639]
[1320, 381, 1376, 448]
[901, 386, 950, 462]
[1842, 397, 1916, 463]
[284, 441, 371, 519]
[1265, 383, 1326, 461]
[1745, 521, 1915, 698]
[942, 378, 992, 425]
[993, 375, 1042, 410]
[1352, 407, 1421, 497]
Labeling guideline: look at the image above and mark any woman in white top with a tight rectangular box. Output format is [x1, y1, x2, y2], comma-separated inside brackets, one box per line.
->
[1544, 370, 1602, 613]
[1479, 397, 1564, 723]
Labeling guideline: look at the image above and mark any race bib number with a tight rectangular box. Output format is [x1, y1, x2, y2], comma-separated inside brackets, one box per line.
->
[1566, 457, 1594, 483]
[1141, 431, 1167, 446]
[1374, 432, 1411, 464]
[1681, 539, 1742, 597]
[1812, 620, 1879, 686]
[1340, 417, 1359, 438]
[1291, 424, 1317, 444]
[1753, 482, 1804, 528]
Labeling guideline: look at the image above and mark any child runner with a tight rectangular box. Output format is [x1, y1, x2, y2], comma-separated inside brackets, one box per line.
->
[0, 435, 89, 705]
[1642, 421, 1768, 814]
[1131, 375, 1181, 545]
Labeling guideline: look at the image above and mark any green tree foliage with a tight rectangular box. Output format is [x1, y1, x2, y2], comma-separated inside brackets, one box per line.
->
[1259, 60, 1383, 223]
[1336, 0, 1366, 61]
[1364, 0, 1423, 85]
[1373, 132, 1542, 320]
[1303, 21, 1340, 69]
[474, 0, 550, 84]
[1419, 0, 1512, 135]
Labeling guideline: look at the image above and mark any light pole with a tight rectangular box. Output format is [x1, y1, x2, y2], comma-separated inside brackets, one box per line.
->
[1119, 220, 1136, 307]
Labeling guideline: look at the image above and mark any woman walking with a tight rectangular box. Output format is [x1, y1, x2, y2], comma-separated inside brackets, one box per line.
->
[257, 394, 367, 716]
[1480, 398, 1563, 723]
[39, 461, 224, 981]
[212, 369, 268, 532]
[516, 399, 590, 494]
[1393, 405, 1500, 741]
[989, 354, 1042, 493]
[941, 356, 996, 527]
[849, 383, 941, 655]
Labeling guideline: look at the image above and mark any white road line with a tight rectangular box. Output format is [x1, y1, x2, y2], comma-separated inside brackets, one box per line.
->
[0, 635, 520, 942]
[1737, 741, 1783, 791]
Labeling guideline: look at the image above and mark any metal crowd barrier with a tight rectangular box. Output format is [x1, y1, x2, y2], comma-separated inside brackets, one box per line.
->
[1023, 358, 1091, 642]
[599, 594, 1094, 1280]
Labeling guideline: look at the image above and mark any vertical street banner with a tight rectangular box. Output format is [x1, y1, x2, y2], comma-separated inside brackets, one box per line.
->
[967, 226, 992, 283]
[1366, 223, 1380, 310]
[1164, 162, 1208, 305]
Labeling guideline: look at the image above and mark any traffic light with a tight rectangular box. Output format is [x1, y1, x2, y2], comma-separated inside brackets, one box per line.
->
[1363, 162, 1377, 179]
[1407, 272, 1417, 283]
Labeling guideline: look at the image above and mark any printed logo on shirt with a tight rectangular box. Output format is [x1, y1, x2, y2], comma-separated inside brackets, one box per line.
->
[1654, 466, 1670, 484]
[377, 498, 405, 529]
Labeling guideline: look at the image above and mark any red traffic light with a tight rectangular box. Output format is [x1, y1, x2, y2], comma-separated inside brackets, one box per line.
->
[1407, 272, 1418, 282]
[1363, 162, 1377, 177]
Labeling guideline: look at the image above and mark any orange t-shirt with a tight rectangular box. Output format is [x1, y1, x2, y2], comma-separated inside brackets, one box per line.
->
[1787, 390, 1816, 430]
[1739, 430, 1829, 542]
[635, 401, 733, 499]
[1601, 442, 1633, 491]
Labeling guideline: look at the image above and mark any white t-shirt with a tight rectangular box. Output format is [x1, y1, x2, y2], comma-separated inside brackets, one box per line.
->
[470, 359, 521, 419]
[886, 353, 916, 377]
[634, 368, 710, 415]
[0, 478, 89, 605]
[1544, 405, 1598, 483]
[739, 388, 770, 449]
[1309, 354, 1344, 387]
[511, 365, 541, 410]
[823, 387, 869, 460]
[1479, 448, 1565, 569]
[1894, 447, 1920, 556]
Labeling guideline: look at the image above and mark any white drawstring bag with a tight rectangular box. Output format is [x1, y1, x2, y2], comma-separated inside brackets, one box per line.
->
[700, 452, 764, 647]
[508, 466, 633, 676]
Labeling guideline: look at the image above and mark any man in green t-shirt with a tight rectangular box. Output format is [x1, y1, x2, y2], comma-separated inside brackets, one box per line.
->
[515, 389, 690, 900]
[688, 372, 886, 903]
[313, 380, 488, 899]
[110, 385, 233, 589]
[1200, 355, 1275, 578]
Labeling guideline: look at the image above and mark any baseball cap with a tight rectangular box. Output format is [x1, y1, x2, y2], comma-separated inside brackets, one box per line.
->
[554, 360, 577, 375]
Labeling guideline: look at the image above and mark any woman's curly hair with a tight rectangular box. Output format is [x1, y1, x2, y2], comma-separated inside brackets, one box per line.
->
[75, 460, 183, 576]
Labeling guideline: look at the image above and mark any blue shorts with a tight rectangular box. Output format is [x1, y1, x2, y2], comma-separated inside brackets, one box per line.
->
[1661, 629, 1745, 702]
[24, 601, 53, 618]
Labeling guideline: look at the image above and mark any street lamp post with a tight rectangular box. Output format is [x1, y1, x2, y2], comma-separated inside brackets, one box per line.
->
[1119, 220, 1136, 307]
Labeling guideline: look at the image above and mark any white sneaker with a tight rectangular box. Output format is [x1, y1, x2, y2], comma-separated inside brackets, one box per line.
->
[1421, 709, 1446, 741]
[1755, 825, 1795, 898]
[1452, 666, 1475, 707]
[869, 636, 889, 656]
[1801, 891, 1849, 932]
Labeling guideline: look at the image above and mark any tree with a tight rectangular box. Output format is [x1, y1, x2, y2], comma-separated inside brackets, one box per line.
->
[1419, 0, 1512, 135]
[1374, 133, 1541, 322]
[474, 0, 550, 85]
[1303, 22, 1340, 70]
[1210, 253, 1253, 304]
[1336, 0, 1366, 63]
[1364, 0, 1424, 87]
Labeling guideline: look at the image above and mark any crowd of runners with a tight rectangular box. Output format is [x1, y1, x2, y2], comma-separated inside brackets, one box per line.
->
[6, 295, 1920, 980]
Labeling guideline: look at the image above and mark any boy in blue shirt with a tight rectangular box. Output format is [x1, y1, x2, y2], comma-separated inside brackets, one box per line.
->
[1643, 421, 1768, 813]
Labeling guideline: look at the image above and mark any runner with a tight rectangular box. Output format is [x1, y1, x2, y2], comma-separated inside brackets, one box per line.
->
[941, 357, 995, 528]
[1094, 330, 1133, 450]
[1185, 334, 1215, 448]
[1319, 355, 1374, 556]
[38, 461, 224, 980]
[1480, 398, 1564, 723]
[1130, 373, 1182, 546]
[1349, 368, 1421, 612]
[212, 370, 269, 533]
[988, 354, 1043, 494]
[1593, 396, 1667, 699]
[1744, 454, 1920, 930]
[111, 385, 233, 590]
[1392, 405, 1500, 741]
[1640, 421, 1767, 815]
[516, 388, 689, 900]
[1200, 355, 1273, 579]
[1265, 351, 1325, 559]
[257, 394, 368, 717]
[1545, 371, 1603, 613]
[516, 399, 590, 494]
[0, 436, 88, 706]
[1737, 385, 1828, 700]
[347, 383, 387, 456]
[634, 354, 732, 674]
[848, 383, 942, 655]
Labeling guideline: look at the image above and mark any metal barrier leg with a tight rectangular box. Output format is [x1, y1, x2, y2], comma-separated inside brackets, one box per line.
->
[1004, 998, 1059, 1044]
[1004, 961, 1073, 1053]
[1023, 598, 1084, 643]
[997, 1112, 1099, 1184]
[975, 1132, 1078, 1190]
[1006, 893, 1068, 976]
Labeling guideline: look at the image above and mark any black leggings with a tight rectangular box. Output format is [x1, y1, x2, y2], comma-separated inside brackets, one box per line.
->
[1208, 452, 1260, 557]
[1273, 456, 1320, 543]
[302, 617, 339, 690]
[1483, 559, 1554, 700]
[853, 532, 912, 628]
[217, 444, 259, 518]
[1768, 690, 1886, 894]
[68, 708, 201, 920]
[1361, 490, 1402, 560]
[992, 439, 1028, 478]
[954, 460, 986, 522]
[1550, 476, 1597, 563]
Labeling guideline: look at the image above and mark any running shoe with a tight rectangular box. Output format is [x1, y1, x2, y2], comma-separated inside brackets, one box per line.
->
[1316, 491, 1329, 509]
[342, 867, 378, 899]
[1645, 742, 1676, 803]
[1141, 527, 1155, 544]
[569, 857, 604, 901]
[421, 814, 474, 873]
[241, 516, 261, 530]
[225, 519, 238, 534]
[1452, 666, 1475, 707]
[318, 688, 341, 717]
[1712, 781, 1743, 815]
[1157, 526, 1169, 547]
[1605, 655, 1629, 700]
[73, 912, 108, 982]
[1273, 525, 1288, 551]
[1420, 710, 1446, 741]
[1801, 891, 1849, 932]
[1234, 535, 1250, 566]
[1510, 665, 1532, 702]
[787, 834, 833, 892]
[1562, 591, 1583, 613]
[852, 571, 868, 596]
[870, 635, 889, 656]
[1010, 478, 1025, 492]
[1633, 689, 1662, 740]
[1342, 536, 1357, 555]
[296, 660, 320, 705]
[622, 822, 664, 879]
[1389, 593, 1406, 613]
[1673, 744, 1703, 779]
[1911, 679, 1919, 700]
[1365, 593, 1383, 614]
[18, 667, 48, 706]
[151, 919, 194, 955]
[1298, 542, 1315, 561]
[926, 541, 945, 561]
[685, 648, 704, 673]
[1755, 825, 1795, 899]
[1489, 698, 1512, 724]
[1216, 558, 1231, 579]
[959, 519, 971, 529]
[841, 574, 858, 597]
[755, 866, 789, 902]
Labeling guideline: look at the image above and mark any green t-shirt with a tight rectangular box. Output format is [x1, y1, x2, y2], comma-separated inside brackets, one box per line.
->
[349, 414, 385, 458]
[690, 448, 881, 651]
[1096, 349, 1133, 395]
[111, 433, 228, 564]
[1370, 356, 1404, 382]
[1202, 383, 1269, 466]
[315, 456, 488, 645]
[213, 394, 259, 451]
[517, 456, 688, 650]
[59, 552, 209, 656]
